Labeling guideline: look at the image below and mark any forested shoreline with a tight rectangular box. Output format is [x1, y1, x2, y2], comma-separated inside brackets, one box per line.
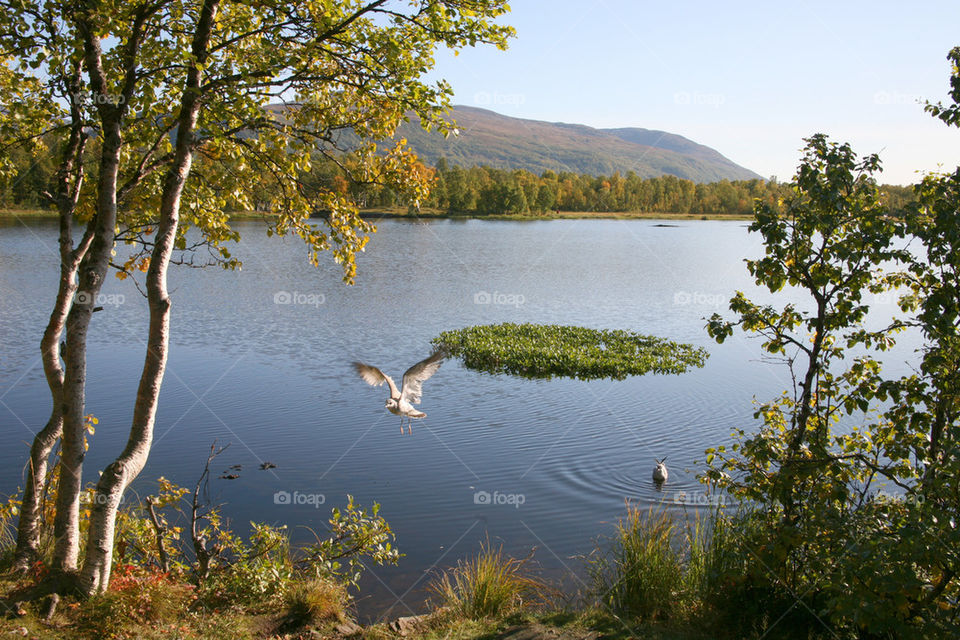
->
[2, 144, 915, 217]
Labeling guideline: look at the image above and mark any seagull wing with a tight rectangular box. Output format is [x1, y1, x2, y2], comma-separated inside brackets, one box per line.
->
[353, 362, 400, 399]
[400, 351, 444, 405]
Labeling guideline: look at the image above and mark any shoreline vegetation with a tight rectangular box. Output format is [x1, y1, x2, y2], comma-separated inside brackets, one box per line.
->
[1, 144, 915, 223]
[0, 207, 754, 222]
[360, 207, 756, 221]
[0, 477, 722, 640]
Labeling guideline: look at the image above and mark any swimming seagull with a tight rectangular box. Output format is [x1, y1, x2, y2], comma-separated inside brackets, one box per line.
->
[653, 458, 668, 484]
[353, 351, 444, 434]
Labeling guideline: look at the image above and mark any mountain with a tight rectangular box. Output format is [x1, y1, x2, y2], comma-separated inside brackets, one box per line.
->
[394, 106, 761, 183]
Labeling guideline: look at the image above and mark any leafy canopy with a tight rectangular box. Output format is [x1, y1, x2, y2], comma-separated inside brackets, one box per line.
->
[0, 0, 515, 282]
[434, 323, 707, 380]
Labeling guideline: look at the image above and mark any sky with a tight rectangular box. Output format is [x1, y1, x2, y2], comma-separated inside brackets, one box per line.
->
[425, 0, 960, 185]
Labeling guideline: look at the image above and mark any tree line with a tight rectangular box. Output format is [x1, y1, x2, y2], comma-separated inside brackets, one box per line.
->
[430, 162, 916, 215]
[352, 157, 916, 216]
[3, 141, 917, 217]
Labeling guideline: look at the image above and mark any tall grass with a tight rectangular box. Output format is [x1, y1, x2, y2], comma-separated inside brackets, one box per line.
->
[588, 502, 766, 628]
[690, 509, 818, 638]
[429, 540, 550, 619]
[281, 578, 349, 630]
[0, 505, 14, 550]
[683, 508, 739, 604]
[589, 505, 682, 621]
[0, 491, 21, 568]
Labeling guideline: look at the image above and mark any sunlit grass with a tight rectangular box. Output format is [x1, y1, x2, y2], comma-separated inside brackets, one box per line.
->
[429, 541, 551, 620]
[280, 578, 349, 630]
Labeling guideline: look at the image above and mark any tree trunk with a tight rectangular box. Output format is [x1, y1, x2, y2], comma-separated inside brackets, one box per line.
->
[779, 297, 827, 519]
[51, 165, 118, 572]
[14, 244, 87, 569]
[79, 0, 220, 594]
[789, 297, 827, 454]
[51, 27, 124, 574]
[14, 63, 90, 571]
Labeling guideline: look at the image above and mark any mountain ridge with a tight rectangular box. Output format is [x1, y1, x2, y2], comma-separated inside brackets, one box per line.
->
[395, 105, 761, 183]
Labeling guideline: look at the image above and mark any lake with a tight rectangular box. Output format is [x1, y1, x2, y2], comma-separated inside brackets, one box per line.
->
[0, 217, 913, 619]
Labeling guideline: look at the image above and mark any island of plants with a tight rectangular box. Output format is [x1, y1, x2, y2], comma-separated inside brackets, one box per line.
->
[433, 323, 708, 380]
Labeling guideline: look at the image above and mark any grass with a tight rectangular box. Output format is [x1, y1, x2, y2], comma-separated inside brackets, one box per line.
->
[279, 578, 348, 631]
[585, 505, 784, 638]
[0, 573, 259, 640]
[583, 504, 834, 640]
[76, 580, 195, 639]
[428, 540, 552, 620]
[0, 507, 15, 555]
[590, 505, 683, 622]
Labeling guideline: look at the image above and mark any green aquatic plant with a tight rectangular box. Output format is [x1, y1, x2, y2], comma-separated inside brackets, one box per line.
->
[433, 323, 707, 380]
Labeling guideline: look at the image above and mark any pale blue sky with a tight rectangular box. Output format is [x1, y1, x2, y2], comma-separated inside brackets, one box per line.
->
[427, 0, 960, 185]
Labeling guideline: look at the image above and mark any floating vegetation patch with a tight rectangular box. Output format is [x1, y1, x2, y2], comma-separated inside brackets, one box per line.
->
[433, 323, 708, 380]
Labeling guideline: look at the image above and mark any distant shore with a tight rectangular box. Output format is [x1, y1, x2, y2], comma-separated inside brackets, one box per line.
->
[360, 208, 753, 221]
[0, 207, 754, 222]
[0, 208, 60, 218]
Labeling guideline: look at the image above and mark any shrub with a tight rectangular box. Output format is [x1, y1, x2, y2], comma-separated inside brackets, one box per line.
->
[687, 509, 813, 638]
[296, 496, 401, 588]
[198, 498, 400, 609]
[77, 565, 195, 639]
[198, 522, 292, 608]
[111, 477, 189, 572]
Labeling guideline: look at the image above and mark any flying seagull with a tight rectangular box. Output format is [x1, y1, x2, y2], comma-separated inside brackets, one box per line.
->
[353, 351, 444, 434]
[653, 457, 668, 484]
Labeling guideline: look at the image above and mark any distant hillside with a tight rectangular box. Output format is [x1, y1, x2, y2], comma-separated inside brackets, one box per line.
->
[394, 106, 761, 183]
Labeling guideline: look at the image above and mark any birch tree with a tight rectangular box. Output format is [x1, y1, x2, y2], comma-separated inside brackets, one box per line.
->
[1, 34, 92, 572]
[0, 0, 513, 596]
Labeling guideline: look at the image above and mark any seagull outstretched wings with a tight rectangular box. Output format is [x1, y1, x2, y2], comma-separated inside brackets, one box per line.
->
[353, 351, 444, 434]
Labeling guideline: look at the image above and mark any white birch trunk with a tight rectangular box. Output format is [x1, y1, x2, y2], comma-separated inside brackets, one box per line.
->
[79, 0, 220, 594]
[51, 26, 123, 573]
[14, 65, 90, 571]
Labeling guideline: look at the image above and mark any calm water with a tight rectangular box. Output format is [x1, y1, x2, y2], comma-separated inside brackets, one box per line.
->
[0, 217, 914, 618]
